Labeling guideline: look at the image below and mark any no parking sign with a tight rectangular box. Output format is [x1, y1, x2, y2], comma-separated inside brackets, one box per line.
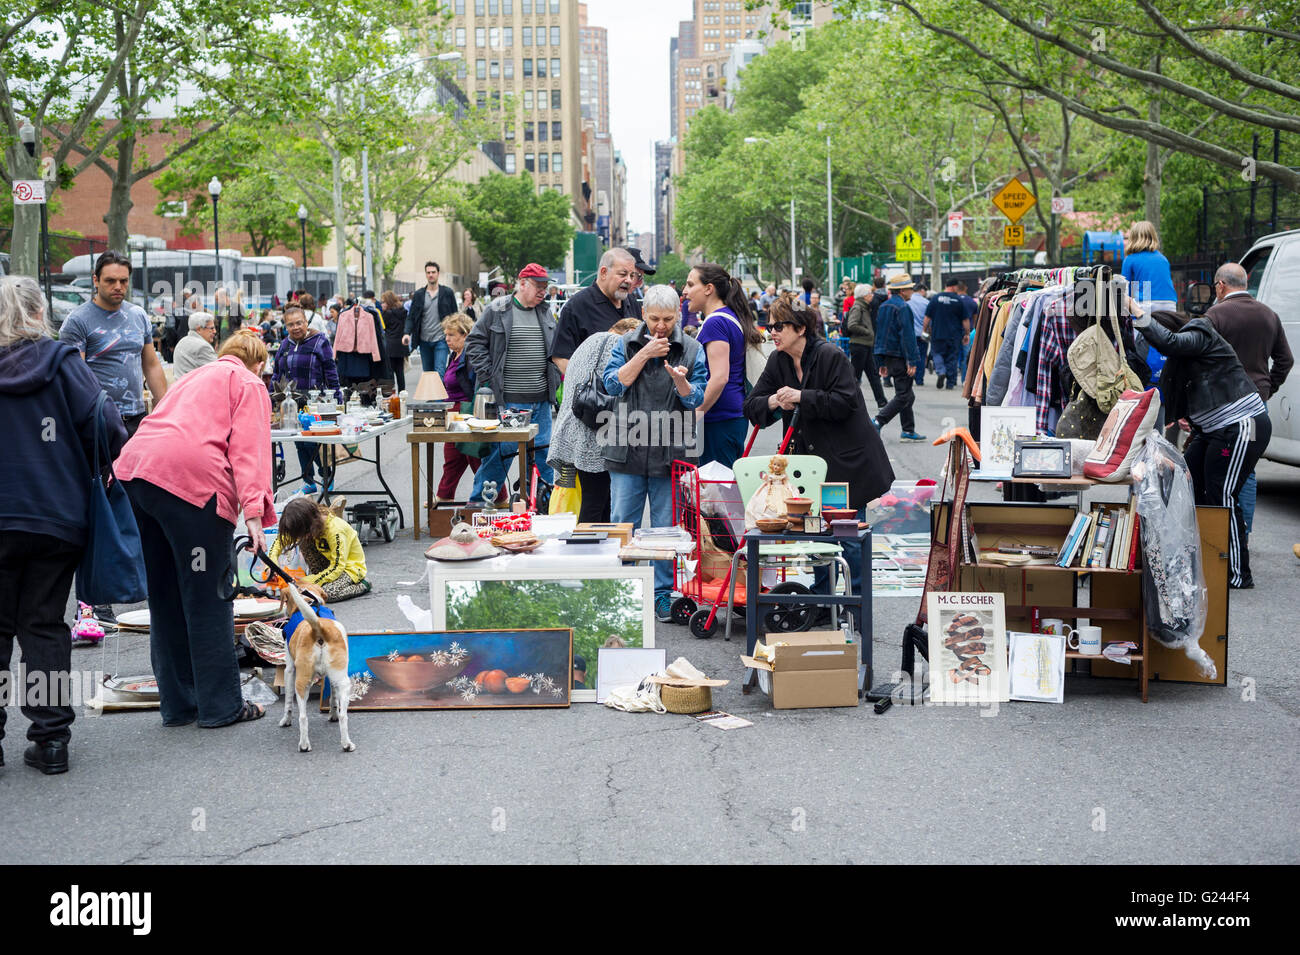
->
[11, 180, 46, 205]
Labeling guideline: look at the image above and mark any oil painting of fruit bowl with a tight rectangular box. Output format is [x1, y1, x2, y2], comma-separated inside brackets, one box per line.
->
[322, 629, 572, 710]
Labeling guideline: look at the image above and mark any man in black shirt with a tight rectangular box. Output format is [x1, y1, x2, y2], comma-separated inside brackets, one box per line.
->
[551, 247, 638, 374]
[923, 280, 971, 390]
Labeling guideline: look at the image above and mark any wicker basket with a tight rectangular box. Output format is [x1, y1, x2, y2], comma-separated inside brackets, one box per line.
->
[660, 683, 712, 714]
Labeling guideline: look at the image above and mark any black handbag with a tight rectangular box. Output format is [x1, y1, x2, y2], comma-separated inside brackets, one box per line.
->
[1055, 385, 1108, 440]
[572, 364, 616, 430]
[76, 393, 148, 604]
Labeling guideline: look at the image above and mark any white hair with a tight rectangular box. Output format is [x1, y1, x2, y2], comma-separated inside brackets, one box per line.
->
[599, 247, 636, 271]
[642, 284, 680, 314]
[854, 283, 871, 299]
[189, 311, 215, 333]
[0, 276, 50, 347]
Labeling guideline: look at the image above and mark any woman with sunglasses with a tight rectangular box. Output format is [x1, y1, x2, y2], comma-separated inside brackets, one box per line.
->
[745, 294, 894, 624]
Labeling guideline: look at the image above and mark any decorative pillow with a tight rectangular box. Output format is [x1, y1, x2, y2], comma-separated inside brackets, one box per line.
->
[1083, 388, 1161, 482]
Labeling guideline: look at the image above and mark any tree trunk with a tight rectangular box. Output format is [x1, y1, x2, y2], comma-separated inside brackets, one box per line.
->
[5, 146, 41, 277]
[1143, 57, 1163, 229]
[930, 211, 944, 291]
[331, 145, 348, 301]
[103, 135, 137, 252]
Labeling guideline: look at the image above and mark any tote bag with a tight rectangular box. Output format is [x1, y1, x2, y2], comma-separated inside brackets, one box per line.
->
[76, 393, 148, 605]
[1066, 279, 1142, 413]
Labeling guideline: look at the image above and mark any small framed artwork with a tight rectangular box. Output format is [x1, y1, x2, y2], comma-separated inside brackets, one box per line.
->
[595, 647, 666, 703]
[819, 482, 849, 512]
[1012, 438, 1072, 479]
[926, 591, 1009, 704]
[1008, 631, 1066, 703]
[979, 406, 1037, 478]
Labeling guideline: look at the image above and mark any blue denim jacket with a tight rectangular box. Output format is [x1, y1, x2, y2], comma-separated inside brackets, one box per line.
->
[873, 294, 920, 364]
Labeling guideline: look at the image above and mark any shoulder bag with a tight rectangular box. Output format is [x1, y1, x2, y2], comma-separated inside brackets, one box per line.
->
[76, 393, 148, 605]
[1066, 278, 1142, 413]
[571, 339, 618, 429]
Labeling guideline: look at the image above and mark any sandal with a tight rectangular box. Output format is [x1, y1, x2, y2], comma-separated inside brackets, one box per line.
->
[229, 701, 265, 724]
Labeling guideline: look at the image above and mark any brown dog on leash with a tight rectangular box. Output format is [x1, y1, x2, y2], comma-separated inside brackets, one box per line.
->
[279, 581, 356, 752]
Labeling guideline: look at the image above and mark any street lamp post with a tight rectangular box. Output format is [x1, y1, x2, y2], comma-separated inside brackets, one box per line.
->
[824, 131, 833, 296]
[358, 51, 462, 293]
[208, 177, 223, 298]
[298, 204, 309, 292]
[18, 121, 53, 324]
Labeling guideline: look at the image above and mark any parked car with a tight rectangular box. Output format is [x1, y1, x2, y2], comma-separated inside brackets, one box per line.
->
[47, 284, 92, 333]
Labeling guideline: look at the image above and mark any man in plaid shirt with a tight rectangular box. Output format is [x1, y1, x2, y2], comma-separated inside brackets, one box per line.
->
[272, 306, 341, 492]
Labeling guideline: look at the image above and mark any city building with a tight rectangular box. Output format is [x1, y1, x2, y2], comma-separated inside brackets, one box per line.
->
[451, 0, 586, 226]
[577, 2, 609, 136]
[654, 139, 674, 261]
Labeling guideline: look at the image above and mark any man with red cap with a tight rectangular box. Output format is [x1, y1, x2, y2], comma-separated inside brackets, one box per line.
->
[464, 263, 559, 502]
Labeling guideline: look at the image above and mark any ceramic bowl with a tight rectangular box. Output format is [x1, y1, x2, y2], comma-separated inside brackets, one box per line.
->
[756, 518, 789, 533]
[822, 507, 856, 522]
[785, 497, 813, 515]
[367, 654, 469, 692]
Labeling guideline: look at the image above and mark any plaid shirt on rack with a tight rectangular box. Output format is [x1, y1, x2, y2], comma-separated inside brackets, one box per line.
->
[1033, 290, 1076, 433]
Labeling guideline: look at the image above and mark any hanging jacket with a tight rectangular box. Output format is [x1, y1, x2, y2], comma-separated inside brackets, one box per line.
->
[334, 305, 381, 361]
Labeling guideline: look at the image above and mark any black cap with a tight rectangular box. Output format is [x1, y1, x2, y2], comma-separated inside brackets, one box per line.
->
[573, 655, 587, 671]
[626, 247, 656, 276]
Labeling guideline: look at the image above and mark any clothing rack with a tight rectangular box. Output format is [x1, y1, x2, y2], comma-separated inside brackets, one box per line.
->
[994, 264, 1111, 288]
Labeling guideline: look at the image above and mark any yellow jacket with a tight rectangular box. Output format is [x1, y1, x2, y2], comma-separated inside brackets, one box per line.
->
[270, 513, 368, 585]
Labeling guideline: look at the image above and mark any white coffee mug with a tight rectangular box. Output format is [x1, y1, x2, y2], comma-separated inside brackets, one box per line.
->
[1041, 618, 1067, 636]
[1067, 625, 1103, 655]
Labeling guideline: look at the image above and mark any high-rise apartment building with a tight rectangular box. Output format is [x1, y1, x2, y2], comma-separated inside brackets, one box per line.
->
[450, 0, 585, 225]
[577, 2, 610, 135]
[654, 140, 674, 261]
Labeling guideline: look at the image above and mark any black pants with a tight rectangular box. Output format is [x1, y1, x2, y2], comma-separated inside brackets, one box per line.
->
[875, 357, 916, 433]
[124, 480, 243, 727]
[1184, 413, 1270, 587]
[0, 532, 81, 745]
[577, 469, 612, 524]
[850, 344, 888, 408]
[388, 355, 407, 393]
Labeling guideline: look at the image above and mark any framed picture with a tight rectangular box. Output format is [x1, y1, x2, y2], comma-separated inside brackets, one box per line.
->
[819, 482, 849, 511]
[432, 565, 654, 703]
[979, 406, 1038, 478]
[926, 592, 1009, 704]
[321, 629, 572, 710]
[1008, 631, 1066, 703]
[595, 647, 667, 704]
[1012, 438, 1072, 479]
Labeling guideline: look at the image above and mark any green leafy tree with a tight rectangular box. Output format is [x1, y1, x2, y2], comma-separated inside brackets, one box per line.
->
[450, 172, 575, 276]
[652, 252, 692, 287]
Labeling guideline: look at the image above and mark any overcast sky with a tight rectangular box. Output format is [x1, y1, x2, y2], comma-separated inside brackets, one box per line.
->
[583, 0, 693, 237]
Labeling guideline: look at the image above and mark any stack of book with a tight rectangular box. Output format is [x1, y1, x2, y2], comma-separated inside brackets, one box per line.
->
[1055, 499, 1141, 570]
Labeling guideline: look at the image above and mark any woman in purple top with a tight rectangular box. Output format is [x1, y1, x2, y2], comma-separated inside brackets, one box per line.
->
[436, 313, 482, 503]
[683, 263, 764, 467]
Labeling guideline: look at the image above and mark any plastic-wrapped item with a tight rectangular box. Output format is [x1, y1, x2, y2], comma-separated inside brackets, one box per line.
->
[1131, 434, 1216, 679]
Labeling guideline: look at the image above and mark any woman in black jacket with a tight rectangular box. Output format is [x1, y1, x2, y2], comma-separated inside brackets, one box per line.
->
[744, 295, 895, 621]
[380, 291, 409, 392]
[1131, 301, 1269, 589]
[0, 276, 128, 774]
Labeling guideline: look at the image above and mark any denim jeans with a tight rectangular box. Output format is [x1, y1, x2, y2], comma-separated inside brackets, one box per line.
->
[471, 401, 554, 502]
[609, 471, 675, 598]
[701, 416, 748, 468]
[931, 337, 960, 386]
[1238, 470, 1257, 534]
[914, 336, 929, 384]
[417, 339, 449, 379]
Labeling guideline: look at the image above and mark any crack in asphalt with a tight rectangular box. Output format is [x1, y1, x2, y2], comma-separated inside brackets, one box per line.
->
[203, 811, 390, 864]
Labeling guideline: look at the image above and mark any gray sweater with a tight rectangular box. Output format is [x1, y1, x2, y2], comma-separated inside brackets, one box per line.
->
[172, 331, 217, 379]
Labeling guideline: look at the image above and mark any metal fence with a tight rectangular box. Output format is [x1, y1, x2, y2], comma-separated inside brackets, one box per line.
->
[0, 228, 108, 275]
[1199, 180, 1300, 259]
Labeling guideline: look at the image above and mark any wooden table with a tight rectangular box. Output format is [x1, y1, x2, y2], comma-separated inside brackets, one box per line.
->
[272, 416, 411, 526]
[406, 425, 539, 539]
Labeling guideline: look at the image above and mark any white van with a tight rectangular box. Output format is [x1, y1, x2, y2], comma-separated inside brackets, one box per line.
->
[1238, 230, 1300, 466]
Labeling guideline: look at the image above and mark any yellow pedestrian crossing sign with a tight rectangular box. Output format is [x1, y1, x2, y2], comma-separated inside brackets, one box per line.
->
[992, 177, 1035, 224]
[895, 227, 923, 262]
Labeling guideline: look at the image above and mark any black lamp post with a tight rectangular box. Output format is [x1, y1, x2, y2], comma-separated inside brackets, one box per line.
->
[297, 204, 309, 292]
[208, 177, 222, 294]
[19, 120, 53, 323]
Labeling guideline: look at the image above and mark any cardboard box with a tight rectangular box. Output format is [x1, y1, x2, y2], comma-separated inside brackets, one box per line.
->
[576, 522, 634, 546]
[428, 506, 482, 539]
[740, 631, 859, 709]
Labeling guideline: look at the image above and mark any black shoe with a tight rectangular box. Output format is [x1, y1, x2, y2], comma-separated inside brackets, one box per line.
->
[92, 605, 117, 626]
[24, 740, 68, 775]
[1230, 577, 1254, 590]
[935, 375, 946, 389]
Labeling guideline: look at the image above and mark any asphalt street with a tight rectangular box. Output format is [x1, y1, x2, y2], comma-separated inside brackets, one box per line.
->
[2, 371, 1297, 865]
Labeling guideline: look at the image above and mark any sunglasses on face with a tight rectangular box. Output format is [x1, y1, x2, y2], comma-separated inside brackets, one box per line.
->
[768, 321, 797, 332]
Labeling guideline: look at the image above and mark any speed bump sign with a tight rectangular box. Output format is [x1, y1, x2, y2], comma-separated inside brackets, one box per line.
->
[992, 177, 1034, 224]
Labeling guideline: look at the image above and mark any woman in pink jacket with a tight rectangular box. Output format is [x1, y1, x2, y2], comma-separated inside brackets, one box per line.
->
[116, 331, 277, 726]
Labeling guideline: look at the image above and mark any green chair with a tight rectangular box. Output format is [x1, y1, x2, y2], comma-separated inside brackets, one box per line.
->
[721, 454, 851, 642]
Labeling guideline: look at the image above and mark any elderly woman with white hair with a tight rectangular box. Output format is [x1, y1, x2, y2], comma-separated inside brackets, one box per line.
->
[171, 311, 219, 379]
[844, 281, 887, 407]
[601, 284, 709, 622]
[0, 276, 129, 773]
